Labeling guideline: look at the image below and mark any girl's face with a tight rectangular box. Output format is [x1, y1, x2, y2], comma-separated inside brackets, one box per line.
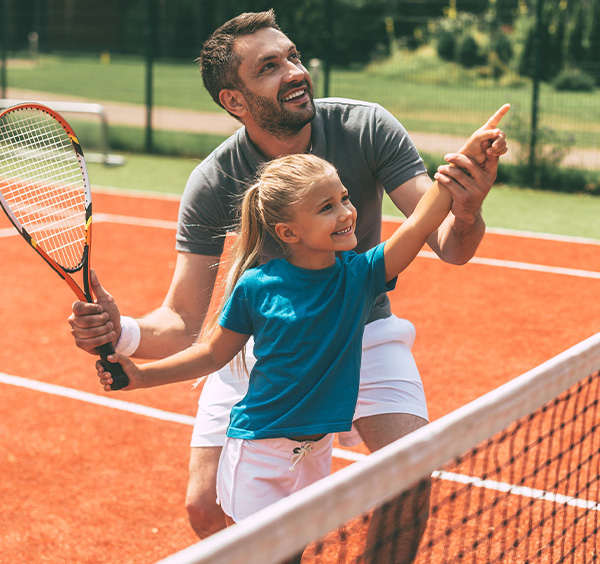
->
[280, 169, 357, 264]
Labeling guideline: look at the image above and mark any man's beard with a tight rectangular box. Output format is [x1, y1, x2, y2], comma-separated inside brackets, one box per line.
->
[240, 81, 316, 138]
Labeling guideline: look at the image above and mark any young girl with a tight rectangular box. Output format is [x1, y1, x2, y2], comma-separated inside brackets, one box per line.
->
[97, 111, 507, 528]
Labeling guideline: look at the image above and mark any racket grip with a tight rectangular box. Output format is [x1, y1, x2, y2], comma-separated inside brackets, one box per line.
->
[97, 342, 130, 391]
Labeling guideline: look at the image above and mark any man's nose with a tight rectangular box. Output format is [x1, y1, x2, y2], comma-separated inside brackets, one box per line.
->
[284, 60, 305, 81]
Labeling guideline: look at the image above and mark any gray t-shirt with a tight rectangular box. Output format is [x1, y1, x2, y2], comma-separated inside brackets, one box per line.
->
[176, 97, 427, 321]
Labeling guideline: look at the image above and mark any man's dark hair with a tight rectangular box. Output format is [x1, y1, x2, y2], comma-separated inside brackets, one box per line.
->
[198, 10, 282, 109]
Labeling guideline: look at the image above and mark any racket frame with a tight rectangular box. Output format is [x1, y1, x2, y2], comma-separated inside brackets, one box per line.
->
[0, 102, 128, 390]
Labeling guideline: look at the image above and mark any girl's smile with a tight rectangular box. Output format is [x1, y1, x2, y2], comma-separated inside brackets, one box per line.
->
[275, 168, 358, 270]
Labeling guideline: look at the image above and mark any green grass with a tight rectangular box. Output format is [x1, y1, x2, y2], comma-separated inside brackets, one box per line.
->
[73, 120, 228, 158]
[7, 51, 600, 151]
[90, 152, 600, 240]
[8, 53, 214, 111]
[12, 51, 597, 238]
[87, 153, 199, 194]
[482, 186, 600, 240]
[384, 185, 600, 240]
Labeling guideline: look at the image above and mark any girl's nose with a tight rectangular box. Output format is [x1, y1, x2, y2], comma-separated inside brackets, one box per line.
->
[340, 204, 353, 220]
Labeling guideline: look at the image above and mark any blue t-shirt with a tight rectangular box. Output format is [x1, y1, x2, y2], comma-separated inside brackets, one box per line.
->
[176, 98, 426, 324]
[219, 243, 396, 440]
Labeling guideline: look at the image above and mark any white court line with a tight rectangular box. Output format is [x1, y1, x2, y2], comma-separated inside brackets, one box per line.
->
[0, 227, 18, 238]
[433, 469, 600, 512]
[9, 212, 599, 280]
[383, 214, 600, 246]
[2, 370, 595, 510]
[4, 213, 600, 279]
[0, 371, 364, 463]
[418, 250, 600, 280]
[0, 372, 197, 426]
[78, 214, 600, 280]
[486, 226, 600, 246]
[94, 212, 178, 230]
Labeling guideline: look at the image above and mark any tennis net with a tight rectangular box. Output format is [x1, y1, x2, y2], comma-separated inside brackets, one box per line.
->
[157, 332, 600, 564]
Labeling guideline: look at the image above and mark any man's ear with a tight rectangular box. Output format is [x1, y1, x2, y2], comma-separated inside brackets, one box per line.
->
[275, 223, 299, 244]
[219, 89, 247, 119]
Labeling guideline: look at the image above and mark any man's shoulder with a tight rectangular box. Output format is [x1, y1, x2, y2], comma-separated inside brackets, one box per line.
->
[316, 97, 381, 111]
[314, 97, 397, 135]
[185, 128, 253, 193]
[194, 129, 245, 174]
[315, 97, 384, 120]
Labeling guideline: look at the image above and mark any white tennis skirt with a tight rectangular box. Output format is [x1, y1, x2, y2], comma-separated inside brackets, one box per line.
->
[216, 434, 334, 523]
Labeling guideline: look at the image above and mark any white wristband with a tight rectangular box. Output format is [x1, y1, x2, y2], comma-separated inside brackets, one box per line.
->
[115, 316, 141, 356]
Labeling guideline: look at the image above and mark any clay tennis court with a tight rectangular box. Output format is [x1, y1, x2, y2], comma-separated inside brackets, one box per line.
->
[1, 188, 599, 563]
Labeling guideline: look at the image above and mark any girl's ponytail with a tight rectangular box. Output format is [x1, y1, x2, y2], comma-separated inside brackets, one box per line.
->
[223, 182, 266, 304]
[200, 181, 267, 376]
[199, 154, 336, 378]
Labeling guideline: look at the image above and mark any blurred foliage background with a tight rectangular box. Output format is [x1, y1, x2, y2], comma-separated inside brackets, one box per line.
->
[1, 0, 599, 192]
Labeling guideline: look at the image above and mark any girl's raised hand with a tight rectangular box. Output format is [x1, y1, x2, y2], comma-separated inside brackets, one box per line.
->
[459, 104, 510, 165]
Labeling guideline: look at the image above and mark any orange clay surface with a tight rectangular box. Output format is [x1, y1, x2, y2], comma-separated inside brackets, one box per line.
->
[1, 190, 599, 563]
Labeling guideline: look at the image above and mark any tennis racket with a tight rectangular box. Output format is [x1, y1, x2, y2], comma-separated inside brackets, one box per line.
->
[0, 102, 129, 390]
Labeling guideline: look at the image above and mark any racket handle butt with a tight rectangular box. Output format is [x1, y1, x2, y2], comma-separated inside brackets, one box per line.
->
[97, 342, 130, 391]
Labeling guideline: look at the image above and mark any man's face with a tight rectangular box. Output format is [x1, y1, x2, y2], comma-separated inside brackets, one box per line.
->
[233, 28, 315, 137]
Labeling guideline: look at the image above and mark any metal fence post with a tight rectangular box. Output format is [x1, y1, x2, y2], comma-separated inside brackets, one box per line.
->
[323, 0, 334, 98]
[529, 0, 543, 185]
[145, 0, 157, 153]
[1, 0, 7, 99]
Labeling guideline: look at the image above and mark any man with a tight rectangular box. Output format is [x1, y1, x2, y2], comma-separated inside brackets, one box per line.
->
[69, 10, 506, 561]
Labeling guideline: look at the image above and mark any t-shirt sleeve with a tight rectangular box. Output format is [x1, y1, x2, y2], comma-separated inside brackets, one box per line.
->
[349, 243, 396, 297]
[219, 277, 254, 335]
[175, 164, 234, 256]
[370, 242, 397, 293]
[371, 104, 428, 194]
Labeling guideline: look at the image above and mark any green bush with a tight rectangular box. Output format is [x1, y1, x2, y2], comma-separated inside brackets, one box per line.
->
[497, 163, 600, 195]
[421, 151, 600, 196]
[491, 34, 513, 64]
[553, 68, 596, 92]
[456, 34, 482, 68]
[436, 29, 456, 61]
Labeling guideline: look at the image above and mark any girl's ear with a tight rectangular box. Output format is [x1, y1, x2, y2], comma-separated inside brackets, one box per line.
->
[275, 222, 299, 244]
[219, 89, 247, 119]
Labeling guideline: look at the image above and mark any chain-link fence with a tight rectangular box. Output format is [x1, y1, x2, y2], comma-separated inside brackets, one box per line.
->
[1, 0, 599, 190]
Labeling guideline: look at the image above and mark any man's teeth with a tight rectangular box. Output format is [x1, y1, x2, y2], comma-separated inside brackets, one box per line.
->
[283, 90, 305, 101]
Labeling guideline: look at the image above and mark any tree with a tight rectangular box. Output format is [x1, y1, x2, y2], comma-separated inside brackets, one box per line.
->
[585, 0, 600, 83]
[517, 2, 564, 82]
[566, 1, 587, 64]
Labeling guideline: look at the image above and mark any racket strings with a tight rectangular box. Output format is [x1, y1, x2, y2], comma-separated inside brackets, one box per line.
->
[0, 109, 87, 270]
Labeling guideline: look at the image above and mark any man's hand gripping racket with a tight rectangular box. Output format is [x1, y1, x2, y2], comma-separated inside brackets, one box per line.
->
[0, 103, 129, 390]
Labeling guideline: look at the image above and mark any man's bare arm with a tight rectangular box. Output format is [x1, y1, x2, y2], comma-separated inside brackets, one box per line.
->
[388, 104, 508, 265]
[134, 252, 220, 358]
[69, 252, 220, 359]
[388, 171, 486, 266]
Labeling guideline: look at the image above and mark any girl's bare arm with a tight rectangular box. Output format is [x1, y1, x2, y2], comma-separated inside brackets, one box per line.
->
[97, 326, 250, 391]
[383, 105, 510, 282]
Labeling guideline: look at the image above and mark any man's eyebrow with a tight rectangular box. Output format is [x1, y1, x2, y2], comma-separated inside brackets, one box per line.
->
[254, 45, 297, 69]
[255, 53, 277, 68]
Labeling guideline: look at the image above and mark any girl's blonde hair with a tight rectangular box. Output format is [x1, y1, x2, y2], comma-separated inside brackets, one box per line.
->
[202, 153, 336, 374]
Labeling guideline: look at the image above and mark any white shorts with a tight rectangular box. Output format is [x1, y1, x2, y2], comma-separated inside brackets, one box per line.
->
[191, 315, 428, 448]
[216, 434, 334, 522]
